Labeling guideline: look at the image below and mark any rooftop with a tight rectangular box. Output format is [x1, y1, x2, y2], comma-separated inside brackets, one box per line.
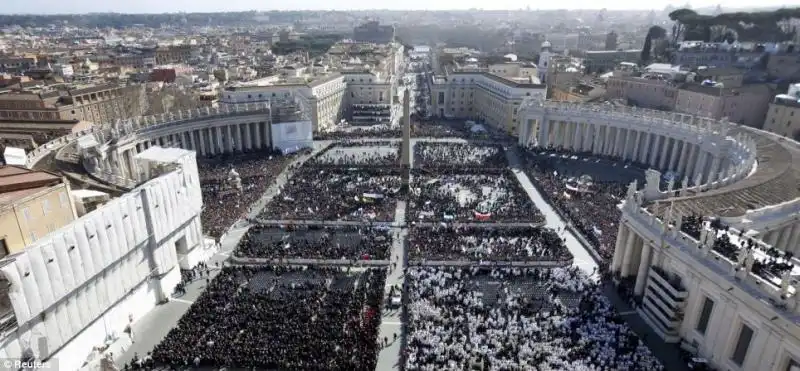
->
[649, 127, 800, 218]
[0, 165, 62, 207]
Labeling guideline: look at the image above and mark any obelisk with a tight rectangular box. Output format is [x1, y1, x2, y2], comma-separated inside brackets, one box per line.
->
[401, 89, 412, 192]
[401, 89, 412, 167]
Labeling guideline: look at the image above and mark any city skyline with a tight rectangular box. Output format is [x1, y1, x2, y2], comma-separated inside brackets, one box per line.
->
[0, 0, 795, 15]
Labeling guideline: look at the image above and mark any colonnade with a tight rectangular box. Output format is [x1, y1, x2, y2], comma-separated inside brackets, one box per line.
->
[611, 222, 659, 296]
[522, 118, 728, 186]
[762, 222, 800, 255]
[110, 120, 271, 180]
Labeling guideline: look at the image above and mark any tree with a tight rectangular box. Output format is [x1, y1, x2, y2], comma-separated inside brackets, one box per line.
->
[641, 26, 667, 64]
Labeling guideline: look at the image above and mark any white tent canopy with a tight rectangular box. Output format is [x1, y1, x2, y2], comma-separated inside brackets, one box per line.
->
[3, 146, 26, 166]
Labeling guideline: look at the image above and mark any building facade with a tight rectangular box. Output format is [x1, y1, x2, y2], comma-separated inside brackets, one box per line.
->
[353, 21, 395, 44]
[517, 97, 800, 371]
[0, 147, 208, 371]
[429, 72, 547, 134]
[0, 84, 147, 126]
[605, 76, 678, 111]
[0, 166, 77, 256]
[763, 96, 800, 141]
[675, 84, 772, 128]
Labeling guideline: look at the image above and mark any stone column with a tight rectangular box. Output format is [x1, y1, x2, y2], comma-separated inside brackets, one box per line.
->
[182, 132, 191, 150]
[189, 131, 197, 152]
[613, 128, 623, 158]
[649, 134, 660, 167]
[694, 151, 707, 184]
[226, 125, 234, 153]
[766, 229, 781, 247]
[787, 224, 800, 255]
[573, 122, 582, 151]
[634, 242, 652, 296]
[262, 121, 271, 149]
[234, 124, 243, 152]
[612, 224, 629, 273]
[659, 136, 670, 170]
[254, 122, 263, 150]
[244, 123, 253, 151]
[669, 140, 681, 171]
[633, 130, 642, 162]
[198, 129, 207, 156]
[677, 143, 690, 175]
[621, 230, 638, 277]
[215, 126, 224, 153]
[777, 225, 793, 252]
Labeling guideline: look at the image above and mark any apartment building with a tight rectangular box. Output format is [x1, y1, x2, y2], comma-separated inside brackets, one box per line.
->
[605, 75, 678, 111]
[675, 83, 772, 128]
[763, 90, 800, 141]
[582, 49, 641, 73]
[353, 21, 395, 44]
[766, 51, 800, 81]
[0, 83, 147, 125]
[429, 71, 547, 134]
[221, 73, 348, 132]
[0, 166, 77, 257]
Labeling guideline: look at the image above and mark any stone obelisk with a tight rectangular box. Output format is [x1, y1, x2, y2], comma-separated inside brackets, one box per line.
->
[401, 89, 412, 191]
[401, 89, 412, 167]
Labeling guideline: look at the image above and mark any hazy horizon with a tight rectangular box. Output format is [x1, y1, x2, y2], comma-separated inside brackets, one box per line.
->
[0, 1, 795, 16]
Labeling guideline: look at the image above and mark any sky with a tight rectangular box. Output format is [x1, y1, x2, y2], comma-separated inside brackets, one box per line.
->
[0, 0, 794, 15]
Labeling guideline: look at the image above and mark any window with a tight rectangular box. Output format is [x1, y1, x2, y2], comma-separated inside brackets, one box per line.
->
[731, 323, 754, 366]
[22, 208, 31, 221]
[695, 297, 714, 335]
[0, 239, 8, 259]
[30, 232, 37, 242]
[60, 192, 68, 208]
[42, 199, 50, 215]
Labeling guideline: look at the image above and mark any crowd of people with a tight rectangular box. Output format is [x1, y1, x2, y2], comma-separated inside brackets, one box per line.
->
[414, 142, 506, 169]
[198, 151, 295, 238]
[682, 216, 796, 279]
[405, 266, 664, 371]
[151, 265, 386, 370]
[307, 141, 400, 167]
[521, 150, 638, 261]
[259, 167, 403, 221]
[410, 170, 544, 223]
[235, 224, 393, 260]
[408, 226, 570, 262]
[314, 127, 401, 140]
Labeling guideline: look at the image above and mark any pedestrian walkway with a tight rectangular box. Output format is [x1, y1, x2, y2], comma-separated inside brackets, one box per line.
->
[113, 225, 249, 367]
[603, 283, 691, 371]
[505, 148, 599, 276]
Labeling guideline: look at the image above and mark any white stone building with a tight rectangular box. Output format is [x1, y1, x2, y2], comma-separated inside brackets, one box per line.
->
[0, 147, 210, 371]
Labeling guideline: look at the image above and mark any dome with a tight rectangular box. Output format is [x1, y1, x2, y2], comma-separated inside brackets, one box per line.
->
[541, 41, 552, 50]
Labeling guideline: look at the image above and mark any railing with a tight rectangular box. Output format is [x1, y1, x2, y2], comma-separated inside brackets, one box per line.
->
[519, 97, 759, 201]
[25, 103, 273, 170]
[626, 202, 800, 323]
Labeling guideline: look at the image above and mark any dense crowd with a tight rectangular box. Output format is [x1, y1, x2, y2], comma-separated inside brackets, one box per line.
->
[151, 266, 386, 370]
[308, 141, 400, 167]
[406, 266, 663, 371]
[198, 151, 294, 238]
[682, 216, 796, 278]
[522, 150, 636, 261]
[414, 142, 506, 169]
[260, 167, 402, 221]
[314, 128, 401, 140]
[410, 170, 543, 223]
[408, 226, 570, 262]
[235, 225, 393, 260]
